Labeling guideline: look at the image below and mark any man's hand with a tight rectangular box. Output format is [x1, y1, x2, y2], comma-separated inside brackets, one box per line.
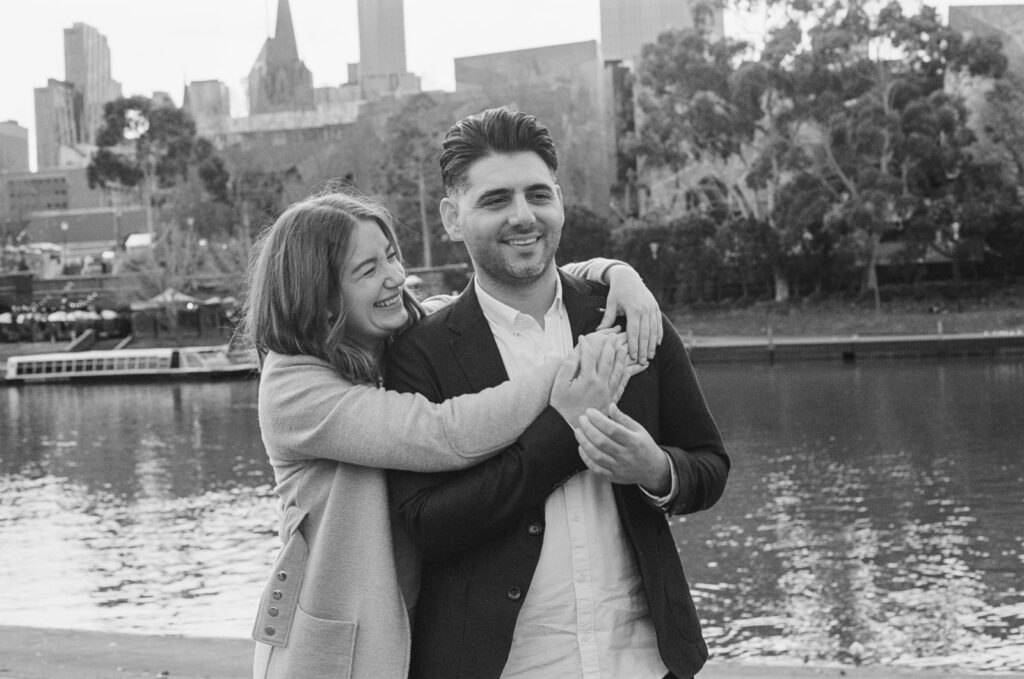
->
[574, 403, 671, 495]
[596, 265, 663, 365]
[549, 332, 628, 426]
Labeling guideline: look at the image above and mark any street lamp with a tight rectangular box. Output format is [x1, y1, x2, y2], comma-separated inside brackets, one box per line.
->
[60, 221, 69, 268]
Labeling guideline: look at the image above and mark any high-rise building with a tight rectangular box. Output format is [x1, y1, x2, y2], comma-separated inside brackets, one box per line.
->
[184, 80, 232, 135]
[33, 79, 82, 169]
[600, 0, 725, 66]
[356, 0, 420, 99]
[63, 22, 122, 143]
[0, 121, 30, 172]
[247, 0, 315, 114]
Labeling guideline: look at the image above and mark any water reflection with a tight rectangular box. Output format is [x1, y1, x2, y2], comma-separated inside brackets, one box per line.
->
[0, 362, 1022, 672]
[680, 359, 1024, 672]
[0, 381, 277, 637]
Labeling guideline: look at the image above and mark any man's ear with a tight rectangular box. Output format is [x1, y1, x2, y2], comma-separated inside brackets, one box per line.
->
[439, 197, 463, 241]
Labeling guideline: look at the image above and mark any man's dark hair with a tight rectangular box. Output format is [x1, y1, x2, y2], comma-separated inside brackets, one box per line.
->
[439, 107, 558, 194]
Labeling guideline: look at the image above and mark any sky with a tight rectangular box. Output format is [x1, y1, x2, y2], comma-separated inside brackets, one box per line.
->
[1, 0, 1018, 170]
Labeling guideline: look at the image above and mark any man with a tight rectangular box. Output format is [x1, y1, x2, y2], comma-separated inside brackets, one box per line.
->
[386, 107, 729, 679]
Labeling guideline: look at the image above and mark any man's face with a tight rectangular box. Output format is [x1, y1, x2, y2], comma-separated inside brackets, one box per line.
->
[440, 152, 564, 292]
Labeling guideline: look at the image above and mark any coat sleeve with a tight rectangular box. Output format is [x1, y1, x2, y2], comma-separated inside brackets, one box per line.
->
[649, 315, 730, 516]
[258, 352, 560, 472]
[386, 333, 587, 562]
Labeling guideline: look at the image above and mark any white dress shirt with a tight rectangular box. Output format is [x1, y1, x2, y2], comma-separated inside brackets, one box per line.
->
[474, 279, 668, 679]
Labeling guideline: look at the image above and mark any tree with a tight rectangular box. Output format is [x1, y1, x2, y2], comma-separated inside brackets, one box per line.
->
[557, 205, 614, 264]
[797, 1, 1011, 307]
[631, 25, 811, 301]
[379, 93, 454, 268]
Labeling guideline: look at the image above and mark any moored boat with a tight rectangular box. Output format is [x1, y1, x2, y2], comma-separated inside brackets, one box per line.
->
[4, 344, 257, 383]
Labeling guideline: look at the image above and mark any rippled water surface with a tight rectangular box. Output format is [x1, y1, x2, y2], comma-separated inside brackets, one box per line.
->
[1, 361, 1022, 671]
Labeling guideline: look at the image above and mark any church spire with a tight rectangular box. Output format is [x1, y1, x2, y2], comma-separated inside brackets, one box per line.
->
[269, 0, 299, 63]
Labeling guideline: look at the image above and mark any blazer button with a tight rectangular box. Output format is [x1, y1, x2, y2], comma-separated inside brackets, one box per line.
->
[527, 522, 543, 536]
[507, 586, 522, 601]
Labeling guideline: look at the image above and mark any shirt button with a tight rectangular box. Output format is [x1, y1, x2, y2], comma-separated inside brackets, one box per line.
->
[576, 572, 586, 582]
[507, 586, 522, 601]
[527, 522, 543, 536]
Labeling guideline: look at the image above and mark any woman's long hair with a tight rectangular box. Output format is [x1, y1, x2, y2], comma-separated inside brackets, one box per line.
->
[241, 191, 423, 384]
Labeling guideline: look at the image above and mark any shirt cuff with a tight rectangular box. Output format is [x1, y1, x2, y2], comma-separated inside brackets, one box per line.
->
[639, 447, 678, 509]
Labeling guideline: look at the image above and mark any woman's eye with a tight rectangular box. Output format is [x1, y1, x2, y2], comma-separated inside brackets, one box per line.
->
[387, 251, 399, 262]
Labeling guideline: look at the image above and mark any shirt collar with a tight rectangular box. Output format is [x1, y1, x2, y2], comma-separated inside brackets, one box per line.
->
[474, 276, 564, 333]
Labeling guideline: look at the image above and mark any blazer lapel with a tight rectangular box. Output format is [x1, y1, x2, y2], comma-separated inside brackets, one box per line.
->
[444, 272, 607, 392]
[446, 281, 510, 391]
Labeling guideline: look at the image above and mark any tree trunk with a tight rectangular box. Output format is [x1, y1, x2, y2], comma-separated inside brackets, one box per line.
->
[862, 231, 881, 313]
[772, 262, 790, 303]
[417, 166, 433, 268]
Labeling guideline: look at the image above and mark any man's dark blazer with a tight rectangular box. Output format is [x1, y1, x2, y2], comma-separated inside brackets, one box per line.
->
[385, 271, 730, 679]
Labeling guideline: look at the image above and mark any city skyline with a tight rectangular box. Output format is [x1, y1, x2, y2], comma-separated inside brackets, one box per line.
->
[1, 0, 604, 169]
[1, 0, 1014, 171]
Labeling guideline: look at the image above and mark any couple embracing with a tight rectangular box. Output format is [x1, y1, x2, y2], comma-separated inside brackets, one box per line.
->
[245, 107, 729, 679]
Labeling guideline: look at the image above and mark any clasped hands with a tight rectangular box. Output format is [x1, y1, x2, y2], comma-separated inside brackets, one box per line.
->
[549, 330, 672, 496]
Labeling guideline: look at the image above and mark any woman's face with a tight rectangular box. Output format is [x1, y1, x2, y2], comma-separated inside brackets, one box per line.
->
[339, 219, 409, 348]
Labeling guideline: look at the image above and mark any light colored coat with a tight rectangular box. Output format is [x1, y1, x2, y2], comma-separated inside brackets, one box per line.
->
[251, 350, 558, 679]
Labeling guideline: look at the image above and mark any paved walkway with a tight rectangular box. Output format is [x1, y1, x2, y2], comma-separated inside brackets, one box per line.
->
[1, 626, 1019, 679]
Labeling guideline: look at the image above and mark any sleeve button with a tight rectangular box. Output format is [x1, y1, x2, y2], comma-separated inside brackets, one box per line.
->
[276, 571, 287, 581]
[264, 626, 276, 636]
[507, 586, 522, 601]
[527, 522, 543, 536]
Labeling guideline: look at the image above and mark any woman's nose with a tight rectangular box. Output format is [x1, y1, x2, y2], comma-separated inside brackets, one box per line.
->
[385, 260, 405, 287]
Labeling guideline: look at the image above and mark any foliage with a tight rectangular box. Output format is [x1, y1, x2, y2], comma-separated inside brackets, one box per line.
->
[378, 93, 456, 268]
[625, 0, 1024, 306]
[557, 205, 614, 265]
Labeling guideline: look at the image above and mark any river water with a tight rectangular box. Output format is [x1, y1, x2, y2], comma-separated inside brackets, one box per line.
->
[0, 360, 1021, 671]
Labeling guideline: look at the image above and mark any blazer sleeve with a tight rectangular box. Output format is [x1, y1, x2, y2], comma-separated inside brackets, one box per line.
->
[258, 351, 560, 472]
[650, 314, 730, 516]
[386, 335, 587, 562]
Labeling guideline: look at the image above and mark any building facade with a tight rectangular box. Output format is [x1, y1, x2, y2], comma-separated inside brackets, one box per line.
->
[357, 0, 420, 99]
[247, 0, 315, 115]
[0, 121, 29, 173]
[63, 22, 123, 144]
[600, 0, 725, 66]
[184, 80, 232, 132]
[33, 79, 82, 170]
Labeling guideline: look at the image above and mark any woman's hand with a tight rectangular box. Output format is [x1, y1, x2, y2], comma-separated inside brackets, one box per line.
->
[597, 265, 664, 366]
[549, 331, 645, 427]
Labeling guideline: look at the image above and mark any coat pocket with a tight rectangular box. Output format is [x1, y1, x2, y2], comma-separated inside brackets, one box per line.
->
[259, 608, 358, 679]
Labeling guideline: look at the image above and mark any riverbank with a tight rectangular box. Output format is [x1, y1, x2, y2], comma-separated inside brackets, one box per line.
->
[1, 626, 1018, 679]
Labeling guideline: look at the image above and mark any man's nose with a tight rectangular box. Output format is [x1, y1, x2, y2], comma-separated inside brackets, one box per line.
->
[508, 195, 536, 226]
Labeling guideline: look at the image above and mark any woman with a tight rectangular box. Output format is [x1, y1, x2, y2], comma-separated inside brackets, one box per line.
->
[244, 191, 661, 678]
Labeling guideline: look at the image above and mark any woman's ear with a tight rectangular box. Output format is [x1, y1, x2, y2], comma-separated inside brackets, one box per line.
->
[439, 197, 463, 242]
